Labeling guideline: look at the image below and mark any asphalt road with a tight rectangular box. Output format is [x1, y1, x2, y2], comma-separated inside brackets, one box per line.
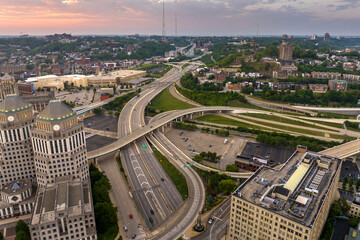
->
[98, 153, 147, 240]
[192, 198, 231, 240]
[114, 65, 195, 238]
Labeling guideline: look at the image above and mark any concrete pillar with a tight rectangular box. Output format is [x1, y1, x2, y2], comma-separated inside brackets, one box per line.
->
[190, 113, 193, 119]
[161, 125, 165, 132]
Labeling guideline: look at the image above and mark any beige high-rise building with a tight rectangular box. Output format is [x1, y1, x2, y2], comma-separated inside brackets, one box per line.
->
[31, 100, 89, 187]
[30, 177, 97, 240]
[229, 151, 341, 240]
[0, 95, 36, 186]
[0, 74, 17, 101]
[279, 40, 294, 61]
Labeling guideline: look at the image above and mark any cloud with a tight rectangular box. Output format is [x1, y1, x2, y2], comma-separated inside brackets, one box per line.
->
[1, 0, 360, 35]
[62, 0, 79, 5]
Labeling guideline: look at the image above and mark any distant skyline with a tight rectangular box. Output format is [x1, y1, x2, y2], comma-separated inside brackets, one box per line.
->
[1, 0, 360, 36]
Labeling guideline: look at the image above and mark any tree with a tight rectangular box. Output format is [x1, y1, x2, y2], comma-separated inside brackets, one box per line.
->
[15, 231, 30, 240]
[0, 232, 4, 240]
[94, 202, 118, 233]
[343, 181, 347, 191]
[93, 108, 103, 115]
[218, 179, 237, 194]
[207, 195, 214, 204]
[349, 177, 354, 187]
[356, 179, 360, 191]
[15, 220, 29, 235]
[226, 164, 239, 172]
[15, 220, 30, 240]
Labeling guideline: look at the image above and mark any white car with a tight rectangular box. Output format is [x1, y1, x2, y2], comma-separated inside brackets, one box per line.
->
[208, 218, 213, 225]
[124, 226, 128, 232]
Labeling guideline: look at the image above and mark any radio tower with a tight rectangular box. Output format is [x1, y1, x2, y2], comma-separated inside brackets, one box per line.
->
[175, 0, 178, 37]
[162, 0, 166, 42]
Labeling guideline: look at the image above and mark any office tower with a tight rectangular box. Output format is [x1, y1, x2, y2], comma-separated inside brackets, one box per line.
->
[31, 100, 89, 187]
[282, 34, 288, 39]
[324, 33, 330, 41]
[279, 40, 294, 61]
[229, 151, 341, 240]
[0, 94, 36, 186]
[0, 74, 17, 101]
[30, 177, 97, 240]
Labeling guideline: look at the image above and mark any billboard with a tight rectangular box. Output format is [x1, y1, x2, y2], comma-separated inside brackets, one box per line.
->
[253, 157, 268, 165]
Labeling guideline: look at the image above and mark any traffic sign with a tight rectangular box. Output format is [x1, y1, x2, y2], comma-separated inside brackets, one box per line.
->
[183, 165, 187, 168]
[142, 145, 147, 149]
[190, 163, 194, 166]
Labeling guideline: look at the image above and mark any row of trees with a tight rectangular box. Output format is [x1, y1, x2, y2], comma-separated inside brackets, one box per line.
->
[342, 176, 360, 192]
[200, 127, 229, 137]
[180, 73, 222, 91]
[253, 86, 360, 107]
[172, 122, 197, 131]
[193, 151, 220, 163]
[89, 164, 118, 235]
[225, 125, 339, 151]
[177, 86, 246, 106]
[104, 90, 140, 112]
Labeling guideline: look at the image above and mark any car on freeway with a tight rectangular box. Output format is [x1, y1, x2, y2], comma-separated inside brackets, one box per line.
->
[208, 218, 213, 225]
[124, 226, 128, 232]
[150, 209, 154, 215]
[132, 234, 136, 239]
[129, 214, 133, 219]
[149, 217, 154, 223]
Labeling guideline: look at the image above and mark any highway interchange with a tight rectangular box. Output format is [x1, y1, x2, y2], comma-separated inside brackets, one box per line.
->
[87, 61, 360, 240]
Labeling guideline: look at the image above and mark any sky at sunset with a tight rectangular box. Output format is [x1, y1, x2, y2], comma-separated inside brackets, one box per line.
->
[1, 0, 360, 36]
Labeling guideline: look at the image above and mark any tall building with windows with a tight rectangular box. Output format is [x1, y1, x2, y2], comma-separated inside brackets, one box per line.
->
[0, 94, 36, 186]
[279, 40, 294, 61]
[0, 74, 17, 101]
[229, 151, 341, 240]
[31, 100, 89, 187]
[324, 33, 331, 41]
[30, 177, 97, 240]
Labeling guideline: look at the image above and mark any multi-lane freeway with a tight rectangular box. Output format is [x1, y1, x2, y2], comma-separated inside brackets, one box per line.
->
[112, 64, 207, 239]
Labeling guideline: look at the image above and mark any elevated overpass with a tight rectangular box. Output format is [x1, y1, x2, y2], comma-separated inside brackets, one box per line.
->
[319, 139, 360, 158]
[294, 106, 360, 116]
[246, 96, 315, 116]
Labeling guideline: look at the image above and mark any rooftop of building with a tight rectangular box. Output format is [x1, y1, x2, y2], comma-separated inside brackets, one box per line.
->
[233, 151, 341, 228]
[0, 94, 32, 113]
[1, 179, 32, 195]
[88, 69, 146, 79]
[0, 73, 15, 81]
[37, 100, 75, 122]
[31, 177, 93, 225]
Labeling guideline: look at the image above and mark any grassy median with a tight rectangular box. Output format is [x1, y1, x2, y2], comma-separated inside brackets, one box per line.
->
[148, 87, 194, 113]
[153, 150, 188, 200]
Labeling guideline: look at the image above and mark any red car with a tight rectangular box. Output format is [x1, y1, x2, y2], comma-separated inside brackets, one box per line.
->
[129, 214, 133, 219]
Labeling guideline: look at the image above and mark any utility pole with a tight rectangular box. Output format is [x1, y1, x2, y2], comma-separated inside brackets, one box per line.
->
[162, 0, 166, 42]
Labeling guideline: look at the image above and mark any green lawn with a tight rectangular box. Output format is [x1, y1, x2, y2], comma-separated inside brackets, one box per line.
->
[148, 87, 195, 113]
[197, 114, 354, 141]
[153, 150, 188, 200]
[243, 113, 334, 131]
[98, 221, 119, 240]
[196, 114, 275, 132]
[296, 118, 344, 129]
[241, 117, 354, 141]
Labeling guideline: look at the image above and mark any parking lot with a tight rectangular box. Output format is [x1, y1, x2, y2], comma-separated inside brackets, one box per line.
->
[83, 115, 118, 133]
[55, 89, 94, 106]
[164, 128, 246, 170]
[86, 135, 117, 152]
